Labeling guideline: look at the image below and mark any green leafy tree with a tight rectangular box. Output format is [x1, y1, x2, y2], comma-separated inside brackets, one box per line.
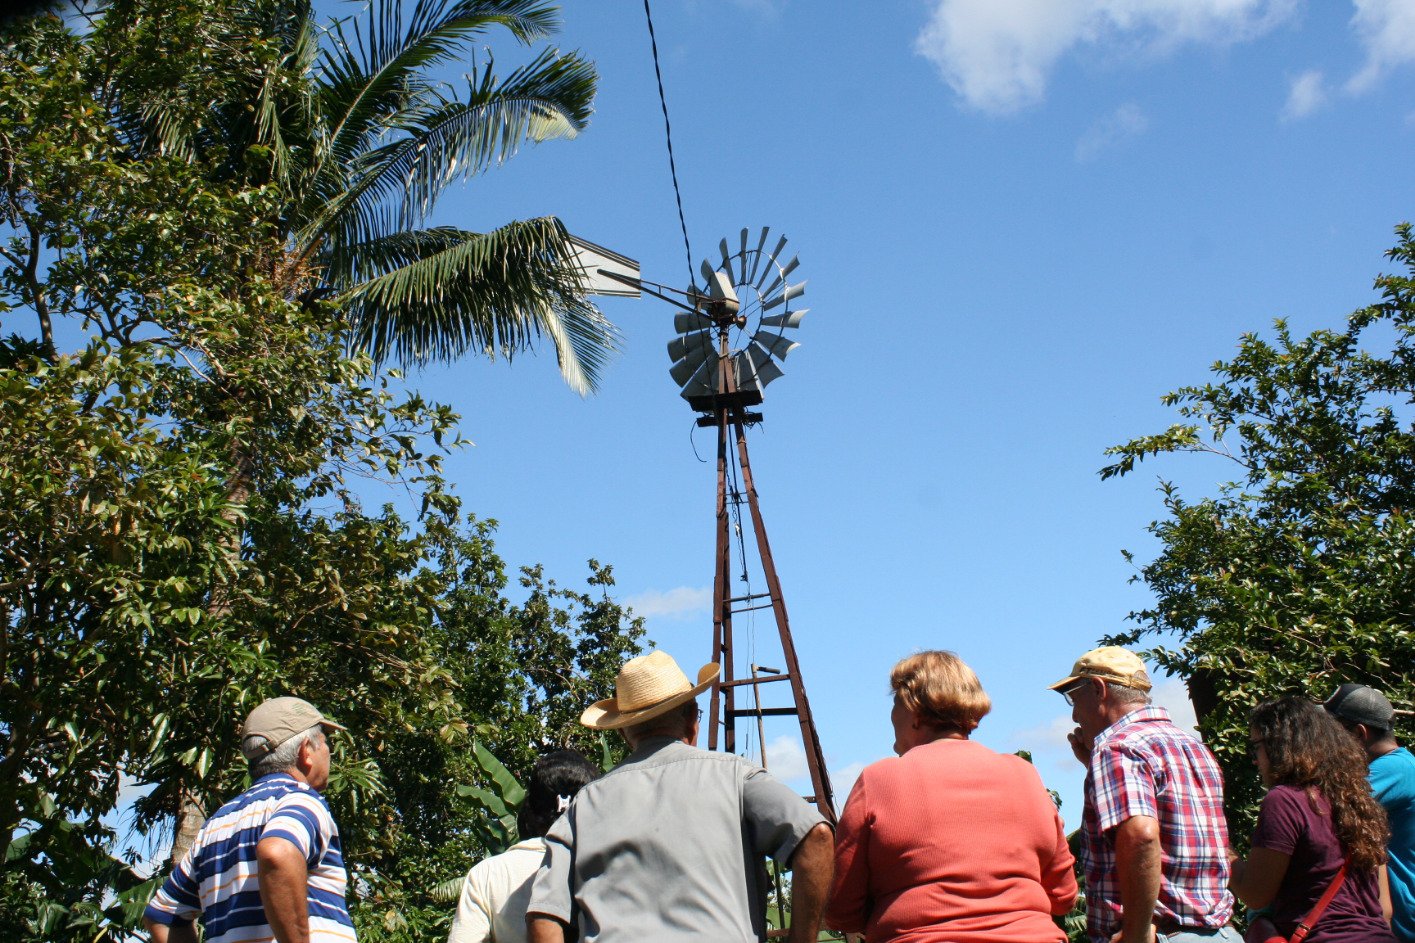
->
[0, 5, 642, 940]
[3, 0, 618, 864]
[1102, 224, 1415, 827]
[348, 519, 643, 941]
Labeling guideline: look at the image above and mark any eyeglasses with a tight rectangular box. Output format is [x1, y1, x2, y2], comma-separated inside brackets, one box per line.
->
[1060, 680, 1092, 707]
[1248, 737, 1266, 756]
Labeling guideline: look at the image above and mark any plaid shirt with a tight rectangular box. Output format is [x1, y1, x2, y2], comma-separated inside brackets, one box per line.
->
[1082, 705, 1234, 942]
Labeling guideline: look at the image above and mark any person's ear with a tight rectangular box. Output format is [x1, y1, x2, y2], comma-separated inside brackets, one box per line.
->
[296, 735, 316, 771]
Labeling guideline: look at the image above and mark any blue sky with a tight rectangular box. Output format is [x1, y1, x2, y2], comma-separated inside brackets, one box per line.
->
[378, 0, 1415, 820]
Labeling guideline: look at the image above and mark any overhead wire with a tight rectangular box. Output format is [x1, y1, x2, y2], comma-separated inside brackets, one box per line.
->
[641, 0, 696, 292]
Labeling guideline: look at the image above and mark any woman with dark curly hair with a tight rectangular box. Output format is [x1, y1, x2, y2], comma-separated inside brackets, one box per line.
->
[1230, 697, 1396, 942]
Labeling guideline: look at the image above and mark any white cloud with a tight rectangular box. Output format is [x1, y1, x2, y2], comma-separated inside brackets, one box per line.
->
[915, 0, 1298, 114]
[1012, 714, 1083, 774]
[1150, 676, 1199, 730]
[830, 761, 866, 805]
[1347, 0, 1415, 94]
[1283, 69, 1329, 119]
[624, 586, 710, 620]
[1075, 102, 1149, 160]
[764, 735, 808, 780]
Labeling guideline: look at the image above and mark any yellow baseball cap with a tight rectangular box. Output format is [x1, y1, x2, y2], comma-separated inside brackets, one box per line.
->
[1049, 646, 1152, 692]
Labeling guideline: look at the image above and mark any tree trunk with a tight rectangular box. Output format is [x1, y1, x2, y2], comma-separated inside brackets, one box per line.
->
[170, 445, 252, 865]
[1185, 667, 1220, 728]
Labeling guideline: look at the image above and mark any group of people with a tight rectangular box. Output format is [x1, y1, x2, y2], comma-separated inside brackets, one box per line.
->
[140, 646, 1414, 943]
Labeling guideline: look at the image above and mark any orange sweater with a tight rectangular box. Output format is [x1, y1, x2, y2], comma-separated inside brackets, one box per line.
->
[825, 738, 1077, 943]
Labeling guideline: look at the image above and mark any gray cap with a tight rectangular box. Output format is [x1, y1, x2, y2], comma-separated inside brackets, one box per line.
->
[1323, 683, 1394, 731]
[240, 696, 346, 760]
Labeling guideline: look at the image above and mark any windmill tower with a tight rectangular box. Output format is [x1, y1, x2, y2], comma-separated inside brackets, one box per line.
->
[665, 228, 837, 828]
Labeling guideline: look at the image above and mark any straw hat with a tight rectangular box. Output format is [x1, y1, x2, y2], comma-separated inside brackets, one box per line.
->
[581, 650, 719, 730]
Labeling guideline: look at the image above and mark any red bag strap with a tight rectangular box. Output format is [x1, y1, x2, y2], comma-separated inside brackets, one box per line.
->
[1288, 862, 1348, 943]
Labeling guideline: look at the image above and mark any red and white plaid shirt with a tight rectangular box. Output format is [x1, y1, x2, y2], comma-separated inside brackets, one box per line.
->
[1082, 705, 1234, 942]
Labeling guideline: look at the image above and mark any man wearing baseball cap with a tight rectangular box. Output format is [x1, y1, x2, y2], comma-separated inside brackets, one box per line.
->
[1051, 647, 1236, 943]
[526, 649, 834, 943]
[1325, 683, 1415, 941]
[144, 696, 355, 943]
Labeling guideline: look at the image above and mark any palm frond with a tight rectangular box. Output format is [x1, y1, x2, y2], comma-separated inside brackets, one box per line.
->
[298, 46, 595, 254]
[317, 0, 562, 170]
[335, 220, 620, 395]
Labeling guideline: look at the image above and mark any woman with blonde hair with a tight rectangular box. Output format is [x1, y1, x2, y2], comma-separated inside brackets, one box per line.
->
[825, 650, 1077, 942]
[1230, 697, 1396, 943]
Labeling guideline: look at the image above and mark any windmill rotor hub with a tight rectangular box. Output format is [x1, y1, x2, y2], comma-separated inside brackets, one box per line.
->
[666, 226, 808, 412]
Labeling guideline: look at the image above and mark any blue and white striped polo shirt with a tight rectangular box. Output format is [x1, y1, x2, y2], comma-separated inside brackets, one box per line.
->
[144, 773, 356, 943]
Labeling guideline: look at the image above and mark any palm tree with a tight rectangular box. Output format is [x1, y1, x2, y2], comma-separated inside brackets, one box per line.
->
[118, 0, 617, 392]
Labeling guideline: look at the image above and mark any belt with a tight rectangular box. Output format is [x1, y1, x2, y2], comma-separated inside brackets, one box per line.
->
[1154, 919, 1227, 935]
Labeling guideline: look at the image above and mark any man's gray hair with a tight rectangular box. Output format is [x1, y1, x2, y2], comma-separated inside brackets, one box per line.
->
[248, 724, 323, 779]
[1111, 684, 1151, 707]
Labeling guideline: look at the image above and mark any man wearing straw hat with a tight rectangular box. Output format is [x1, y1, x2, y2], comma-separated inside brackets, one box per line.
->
[526, 649, 834, 943]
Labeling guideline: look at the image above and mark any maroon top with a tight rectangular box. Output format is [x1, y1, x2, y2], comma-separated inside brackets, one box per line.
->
[1251, 784, 1396, 943]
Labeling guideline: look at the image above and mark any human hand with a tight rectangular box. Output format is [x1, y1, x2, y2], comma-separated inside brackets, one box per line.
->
[1068, 727, 1092, 766]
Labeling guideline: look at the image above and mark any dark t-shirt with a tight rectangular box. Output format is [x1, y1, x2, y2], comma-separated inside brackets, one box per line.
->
[1251, 784, 1396, 943]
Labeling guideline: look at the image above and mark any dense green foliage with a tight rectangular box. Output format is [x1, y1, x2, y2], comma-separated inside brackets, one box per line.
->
[1103, 225, 1415, 829]
[0, 3, 641, 940]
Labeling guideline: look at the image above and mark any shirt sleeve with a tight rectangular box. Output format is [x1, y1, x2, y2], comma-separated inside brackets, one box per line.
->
[143, 848, 203, 927]
[262, 791, 332, 867]
[823, 771, 871, 933]
[1370, 753, 1415, 809]
[1089, 740, 1159, 834]
[527, 811, 575, 925]
[446, 863, 493, 943]
[1251, 786, 1304, 856]
[741, 763, 827, 865]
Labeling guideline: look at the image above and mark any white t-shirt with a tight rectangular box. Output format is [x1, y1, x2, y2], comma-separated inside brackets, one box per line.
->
[447, 838, 546, 943]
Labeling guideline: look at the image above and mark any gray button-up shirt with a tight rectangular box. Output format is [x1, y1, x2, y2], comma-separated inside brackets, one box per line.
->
[527, 737, 825, 942]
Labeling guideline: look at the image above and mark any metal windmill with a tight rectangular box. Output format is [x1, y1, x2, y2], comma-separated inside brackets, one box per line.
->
[662, 227, 836, 828]
[586, 227, 833, 937]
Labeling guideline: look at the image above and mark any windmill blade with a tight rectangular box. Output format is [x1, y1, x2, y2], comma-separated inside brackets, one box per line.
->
[761, 254, 800, 299]
[738, 344, 786, 389]
[680, 358, 717, 398]
[674, 312, 714, 333]
[756, 234, 789, 289]
[670, 346, 715, 388]
[760, 308, 807, 330]
[751, 331, 799, 361]
[668, 331, 714, 365]
[745, 226, 771, 285]
[762, 281, 807, 311]
[738, 228, 750, 267]
[733, 351, 763, 393]
[700, 259, 716, 286]
[719, 238, 735, 285]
